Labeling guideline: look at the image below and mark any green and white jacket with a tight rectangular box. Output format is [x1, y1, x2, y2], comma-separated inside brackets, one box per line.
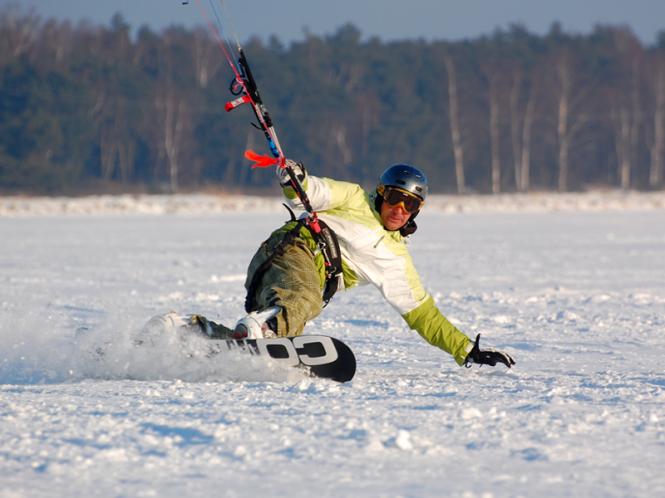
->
[284, 175, 472, 366]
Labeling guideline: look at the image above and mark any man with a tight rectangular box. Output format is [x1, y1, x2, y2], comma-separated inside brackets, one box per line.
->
[191, 161, 514, 369]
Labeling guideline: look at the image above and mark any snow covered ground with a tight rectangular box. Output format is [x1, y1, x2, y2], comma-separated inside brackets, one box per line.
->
[1, 189, 665, 216]
[1, 194, 665, 497]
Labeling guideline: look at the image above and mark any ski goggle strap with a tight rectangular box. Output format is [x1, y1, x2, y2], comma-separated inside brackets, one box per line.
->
[379, 186, 424, 213]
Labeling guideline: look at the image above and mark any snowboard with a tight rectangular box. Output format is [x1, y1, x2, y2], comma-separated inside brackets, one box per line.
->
[136, 313, 357, 382]
[205, 335, 356, 383]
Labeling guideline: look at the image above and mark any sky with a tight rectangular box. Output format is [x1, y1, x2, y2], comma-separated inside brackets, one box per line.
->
[3, 0, 665, 46]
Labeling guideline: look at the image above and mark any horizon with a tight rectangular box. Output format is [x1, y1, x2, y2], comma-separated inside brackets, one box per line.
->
[3, 0, 664, 46]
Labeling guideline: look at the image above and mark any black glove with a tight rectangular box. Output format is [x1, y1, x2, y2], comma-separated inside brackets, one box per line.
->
[464, 334, 515, 368]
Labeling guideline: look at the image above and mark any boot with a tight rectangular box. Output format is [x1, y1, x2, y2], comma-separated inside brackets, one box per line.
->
[233, 306, 280, 339]
[188, 314, 235, 339]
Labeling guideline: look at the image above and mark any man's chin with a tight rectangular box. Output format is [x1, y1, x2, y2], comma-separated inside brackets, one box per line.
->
[385, 220, 406, 231]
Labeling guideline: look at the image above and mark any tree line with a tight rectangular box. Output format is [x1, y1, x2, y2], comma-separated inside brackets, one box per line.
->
[1, 6, 665, 194]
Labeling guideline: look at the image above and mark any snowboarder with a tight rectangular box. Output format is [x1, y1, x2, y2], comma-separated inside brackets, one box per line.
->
[189, 161, 514, 369]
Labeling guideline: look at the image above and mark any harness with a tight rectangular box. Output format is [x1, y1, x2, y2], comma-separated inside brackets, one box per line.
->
[244, 206, 343, 313]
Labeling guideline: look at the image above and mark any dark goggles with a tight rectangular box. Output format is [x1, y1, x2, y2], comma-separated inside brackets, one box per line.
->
[382, 187, 423, 213]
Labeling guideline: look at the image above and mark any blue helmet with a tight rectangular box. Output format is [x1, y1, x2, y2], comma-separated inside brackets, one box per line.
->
[377, 164, 428, 201]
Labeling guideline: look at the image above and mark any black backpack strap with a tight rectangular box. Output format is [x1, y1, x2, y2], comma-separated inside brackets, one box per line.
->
[282, 202, 298, 222]
[308, 218, 343, 307]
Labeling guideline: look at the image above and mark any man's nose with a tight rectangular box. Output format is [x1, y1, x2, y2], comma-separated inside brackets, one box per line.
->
[391, 202, 409, 215]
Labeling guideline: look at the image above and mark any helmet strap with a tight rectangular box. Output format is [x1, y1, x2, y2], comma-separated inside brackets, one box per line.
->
[399, 217, 418, 236]
[373, 189, 384, 214]
[375, 189, 419, 236]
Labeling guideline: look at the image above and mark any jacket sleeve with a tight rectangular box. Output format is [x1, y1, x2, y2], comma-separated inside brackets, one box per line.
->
[283, 175, 358, 213]
[402, 295, 472, 366]
[365, 233, 473, 366]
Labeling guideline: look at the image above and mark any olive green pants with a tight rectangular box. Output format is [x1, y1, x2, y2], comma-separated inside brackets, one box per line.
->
[244, 231, 323, 337]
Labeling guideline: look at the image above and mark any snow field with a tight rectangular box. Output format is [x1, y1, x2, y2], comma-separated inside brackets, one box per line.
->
[1, 204, 665, 497]
[1, 190, 665, 217]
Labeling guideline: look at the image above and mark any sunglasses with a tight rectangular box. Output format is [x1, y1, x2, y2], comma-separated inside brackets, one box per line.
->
[381, 187, 423, 214]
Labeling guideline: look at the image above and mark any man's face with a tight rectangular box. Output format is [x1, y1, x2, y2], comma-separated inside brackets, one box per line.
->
[380, 200, 412, 231]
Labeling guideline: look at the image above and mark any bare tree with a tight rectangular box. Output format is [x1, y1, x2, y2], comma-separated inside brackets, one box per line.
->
[359, 91, 380, 163]
[443, 52, 466, 193]
[91, 86, 136, 184]
[99, 130, 135, 183]
[0, 5, 41, 63]
[193, 27, 222, 88]
[154, 90, 188, 193]
[332, 124, 353, 165]
[520, 91, 536, 192]
[556, 54, 572, 191]
[509, 70, 523, 191]
[144, 27, 200, 192]
[478, 41, 517, 194]
[552, 49, 588, 191]
[488, 72, 502, 193]
[86, 18, 138, 185]
[321, 120, 353, 178]
[649, 54, 665, 188]
[508, 67, 537, 193]
[609, 28, 645, 190]
[35, 19, 74, 68]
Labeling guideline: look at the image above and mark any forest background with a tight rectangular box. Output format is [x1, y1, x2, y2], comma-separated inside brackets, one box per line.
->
[2, 6, 665, 195]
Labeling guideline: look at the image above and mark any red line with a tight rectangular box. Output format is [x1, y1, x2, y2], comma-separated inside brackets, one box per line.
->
[193, 0, 242, 82]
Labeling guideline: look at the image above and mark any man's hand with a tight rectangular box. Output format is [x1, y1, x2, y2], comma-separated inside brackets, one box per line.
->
[277, 159, 307, 187]
[464, 334, 515, 368]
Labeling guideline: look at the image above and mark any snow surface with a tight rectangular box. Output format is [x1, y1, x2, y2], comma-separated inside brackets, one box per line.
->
[1, 189, 665, 216]
[1, 195, 665, 497]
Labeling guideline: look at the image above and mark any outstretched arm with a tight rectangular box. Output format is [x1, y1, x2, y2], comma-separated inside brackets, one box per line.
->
[403, 296, 515, 368]
[402, 296, 473, 365]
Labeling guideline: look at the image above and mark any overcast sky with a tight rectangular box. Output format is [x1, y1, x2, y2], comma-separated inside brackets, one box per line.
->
[4, 0, 665, 45]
